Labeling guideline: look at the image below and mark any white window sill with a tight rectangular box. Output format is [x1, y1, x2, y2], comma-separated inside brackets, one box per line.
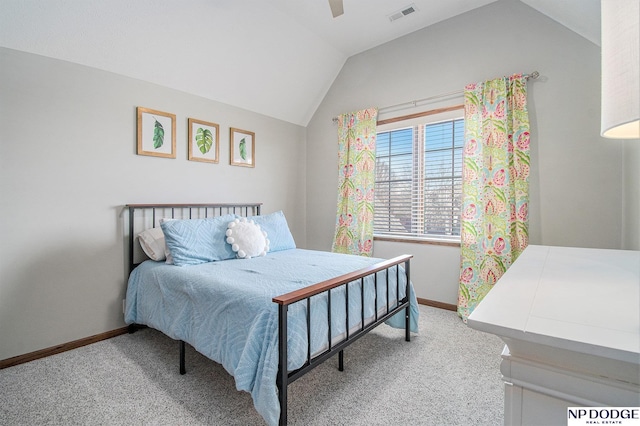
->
[374, 234, 461, 247]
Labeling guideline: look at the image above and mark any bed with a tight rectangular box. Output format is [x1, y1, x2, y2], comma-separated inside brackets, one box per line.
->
[124, 203, 419, 425]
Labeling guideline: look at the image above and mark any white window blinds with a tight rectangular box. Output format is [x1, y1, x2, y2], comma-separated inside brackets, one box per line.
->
[374, 118, 463, 239]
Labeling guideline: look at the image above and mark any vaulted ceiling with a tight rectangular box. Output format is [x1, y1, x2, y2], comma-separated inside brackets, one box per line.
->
[0, 0, 600, 126]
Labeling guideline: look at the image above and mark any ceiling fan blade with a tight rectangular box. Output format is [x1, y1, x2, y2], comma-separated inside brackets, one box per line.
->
[328, 0, 344, 18]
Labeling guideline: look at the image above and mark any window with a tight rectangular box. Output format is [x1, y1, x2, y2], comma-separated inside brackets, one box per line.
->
[374, 113, 463, 241]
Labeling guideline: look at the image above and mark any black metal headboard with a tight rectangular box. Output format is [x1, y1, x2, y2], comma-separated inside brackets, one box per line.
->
[126, 203, 262, 274]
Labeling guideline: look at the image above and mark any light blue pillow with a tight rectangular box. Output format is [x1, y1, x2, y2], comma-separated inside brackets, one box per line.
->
[249, 211, 296, 252]
[160, 214, 237, 266]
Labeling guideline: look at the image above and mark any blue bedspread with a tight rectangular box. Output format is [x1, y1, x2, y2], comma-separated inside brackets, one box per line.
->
[125, 249, 419, 425]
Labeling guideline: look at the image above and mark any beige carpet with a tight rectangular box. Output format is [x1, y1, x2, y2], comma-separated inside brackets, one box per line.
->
[0, 305, 504, 425]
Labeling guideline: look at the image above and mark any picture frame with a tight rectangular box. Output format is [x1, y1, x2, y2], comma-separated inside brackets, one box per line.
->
[188, 118, 220, 163]
[230, 127, 255, 167]
[137, 107, 176, 158]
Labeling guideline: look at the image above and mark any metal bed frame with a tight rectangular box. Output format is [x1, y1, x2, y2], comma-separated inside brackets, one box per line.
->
[126, 203, 412, 426]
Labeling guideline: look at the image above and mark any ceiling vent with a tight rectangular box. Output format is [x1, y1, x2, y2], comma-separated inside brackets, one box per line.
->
[388, 4, 417, 22]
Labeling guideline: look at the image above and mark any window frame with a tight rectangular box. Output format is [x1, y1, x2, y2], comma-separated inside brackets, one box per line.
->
[374, 105, 464, 246]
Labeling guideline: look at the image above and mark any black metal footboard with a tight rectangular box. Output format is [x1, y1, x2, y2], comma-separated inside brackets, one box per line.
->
[272, 254, 413, 426]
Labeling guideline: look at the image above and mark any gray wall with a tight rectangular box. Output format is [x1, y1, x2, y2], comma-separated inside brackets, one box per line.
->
[624, 140, 640, 250]
[0, 47, 307, 361]
[305, 0, 626, 305]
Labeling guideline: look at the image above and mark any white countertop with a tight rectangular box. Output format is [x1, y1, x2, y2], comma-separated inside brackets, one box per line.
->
[467, 245, 640, 364]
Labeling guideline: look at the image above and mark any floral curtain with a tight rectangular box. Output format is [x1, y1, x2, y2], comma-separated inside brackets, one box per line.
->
[458, 74, 530, 321]
[332, 107, 378, 256]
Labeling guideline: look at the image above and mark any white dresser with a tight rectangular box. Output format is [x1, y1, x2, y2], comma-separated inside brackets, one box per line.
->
[467, 245, 640, 425]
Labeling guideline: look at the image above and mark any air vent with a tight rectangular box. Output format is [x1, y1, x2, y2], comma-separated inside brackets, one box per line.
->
[388, 4, 417, 22]
[402, 6, 416, 15]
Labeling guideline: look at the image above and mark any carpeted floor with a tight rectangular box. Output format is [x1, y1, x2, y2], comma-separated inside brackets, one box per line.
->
[0, 305, 504, 425]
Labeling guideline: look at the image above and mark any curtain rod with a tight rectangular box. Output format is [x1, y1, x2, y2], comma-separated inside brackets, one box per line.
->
[332, 71, 539, 123]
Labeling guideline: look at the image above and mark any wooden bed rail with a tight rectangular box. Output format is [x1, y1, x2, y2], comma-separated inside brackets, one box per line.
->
[272, 254, 413, 306]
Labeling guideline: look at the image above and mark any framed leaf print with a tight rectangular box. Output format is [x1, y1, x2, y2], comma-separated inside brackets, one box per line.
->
[188, 118, 219, 163]
[230, 128, 255, 168]
[137, 107, 176, 158]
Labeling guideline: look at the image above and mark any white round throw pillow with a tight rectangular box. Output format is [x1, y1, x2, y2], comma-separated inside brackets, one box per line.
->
[226, 218, 270, 259]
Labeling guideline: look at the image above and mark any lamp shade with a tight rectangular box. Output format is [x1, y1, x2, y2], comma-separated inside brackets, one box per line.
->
[601, 0, 640, 139]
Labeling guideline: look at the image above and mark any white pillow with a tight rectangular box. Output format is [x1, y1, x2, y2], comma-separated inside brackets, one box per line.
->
[138, 227, 166, 261]
[225, 218, 269, 259]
